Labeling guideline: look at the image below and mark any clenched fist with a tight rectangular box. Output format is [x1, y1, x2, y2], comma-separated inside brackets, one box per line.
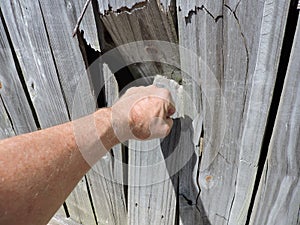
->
[111, 85, 175, 141]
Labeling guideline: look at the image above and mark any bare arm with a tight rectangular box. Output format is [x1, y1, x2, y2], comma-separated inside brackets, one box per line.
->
[0, 85, 175, 225]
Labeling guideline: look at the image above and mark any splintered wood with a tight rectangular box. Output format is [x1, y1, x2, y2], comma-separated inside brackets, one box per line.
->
[0, 0, 299, 225]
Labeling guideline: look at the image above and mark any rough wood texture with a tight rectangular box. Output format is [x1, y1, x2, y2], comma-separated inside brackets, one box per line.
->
[96, 1, 186, 225]
[0, 11, 37, 136]
[73, 0, 100, 51]
[0, 1, 69, 128]
[1, 0, 299, 225]
[47, 215, 82, 225]
[99, 0, 179, 80]
[249, 15, 300, 225]
[0, 98, 15, 139]
[86, 64, 127, 225]
[1, 1, 98, 223]
[177, 0, 291, 224]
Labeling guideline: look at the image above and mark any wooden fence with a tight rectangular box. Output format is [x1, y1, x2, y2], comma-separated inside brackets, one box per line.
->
[0, 0, 299, 224]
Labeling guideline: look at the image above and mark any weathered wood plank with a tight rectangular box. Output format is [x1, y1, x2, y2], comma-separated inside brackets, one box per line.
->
[177, 0, 290, 224]
[226, 1, 290, 224]
[177, 2, 225, 224]
[0, 1, 69, 128]
[86, 64, 127, 225]
[96, 1, 182, 225]
[0, 98, 15, 139]
[99, 0, 179, 80]
[0, 10, 37, 135]
[63, 178, 96, 225]
[37, 1, 100, 224]
[38, 0, 96, 118]
[72, 0, 100, 51]
[153, 75, 206, 225]
[1, 1, 97, 224]
[47, 214, 82, 225]
[127, 138, 177, 225]
[249, 15, 300, 225]
[98, 0, 144, 14]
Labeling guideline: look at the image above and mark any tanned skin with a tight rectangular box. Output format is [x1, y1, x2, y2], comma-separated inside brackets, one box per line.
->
[0, 86, 175, 225]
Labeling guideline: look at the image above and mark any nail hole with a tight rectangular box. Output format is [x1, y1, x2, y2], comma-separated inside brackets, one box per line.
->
[205, 175, 212, 183]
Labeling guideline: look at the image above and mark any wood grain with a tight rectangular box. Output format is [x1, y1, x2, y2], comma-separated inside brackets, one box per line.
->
[249, 15, 300, 225]
[0, 10, 37, 135]
[0, 1, 70, 128]
[86, 64, 127, 225]
[22, 1, 97, 223]
[0, 97, 15, 139]
[177, 0, 291, 224]
[99, 0, 179, 80]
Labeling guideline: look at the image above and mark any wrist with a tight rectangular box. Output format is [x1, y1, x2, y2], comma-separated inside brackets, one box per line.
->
[93, 108, 120, 150]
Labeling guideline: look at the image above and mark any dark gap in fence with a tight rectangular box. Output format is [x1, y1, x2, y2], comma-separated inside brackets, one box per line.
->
[84, 176, 99, 225]
[174, 174, 179, 225]
[38, 1, 72, 120]
[77, 30, 106, 108]
[245, 1, 299, 224]
[122, 143, 129, 210]
[0, 95, 15, 134]
[0, 8, 41, 129]
[91, 0, 115, 53]
[63, 202, 70, 218]
[168, 0, 179, 39]
[92, 0, 137, 92]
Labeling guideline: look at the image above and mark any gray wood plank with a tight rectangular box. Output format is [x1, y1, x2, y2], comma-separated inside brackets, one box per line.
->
[1, 1, 96, 224]
[249, 16, 300, 225]
[86, 64, 127, 225]
[71, 0, 100, 51]
[177, 0, 291, 224]
[0, 98, 15, 139]
[37, 1, 100, 224]
[98, 0, 145, 14]
[226, 1, 290, 224]
[177, 1, 224, 224]
[48, 214, 82, 225]
[0, 11, 37, 135]
[128, 139, 177, 225]
[0, 1, 70, 128]
[96, 1, 182, 224]
[99, 0, 179, 80]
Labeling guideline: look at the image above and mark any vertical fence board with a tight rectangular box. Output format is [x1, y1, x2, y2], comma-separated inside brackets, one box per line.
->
[0, 14, 37, 135]
[86, 64, 128, 225]
[1, 1, 96, 224]
[0, 98, 15, 139]
[97, 1, 181, 225]
[99, 0, 178, 80]
[128, 139, 177, 225]
[226, 1, 290, 224]
[37, 1, 102, 224]
[250, 16, 300, 225]
[177, 0, 290, 224]
[0, 1, 69, 128]
[72, 0, 100, 51]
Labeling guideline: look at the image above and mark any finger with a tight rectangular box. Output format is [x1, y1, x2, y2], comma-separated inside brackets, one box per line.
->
[163, 118, 173, 137]
[167, 102, 176, 117]
[148, 117, 173, 139]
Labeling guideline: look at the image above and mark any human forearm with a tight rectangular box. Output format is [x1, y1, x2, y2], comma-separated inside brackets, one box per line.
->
[0, 85, 175, 225]
[0, 108, 116, 225]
